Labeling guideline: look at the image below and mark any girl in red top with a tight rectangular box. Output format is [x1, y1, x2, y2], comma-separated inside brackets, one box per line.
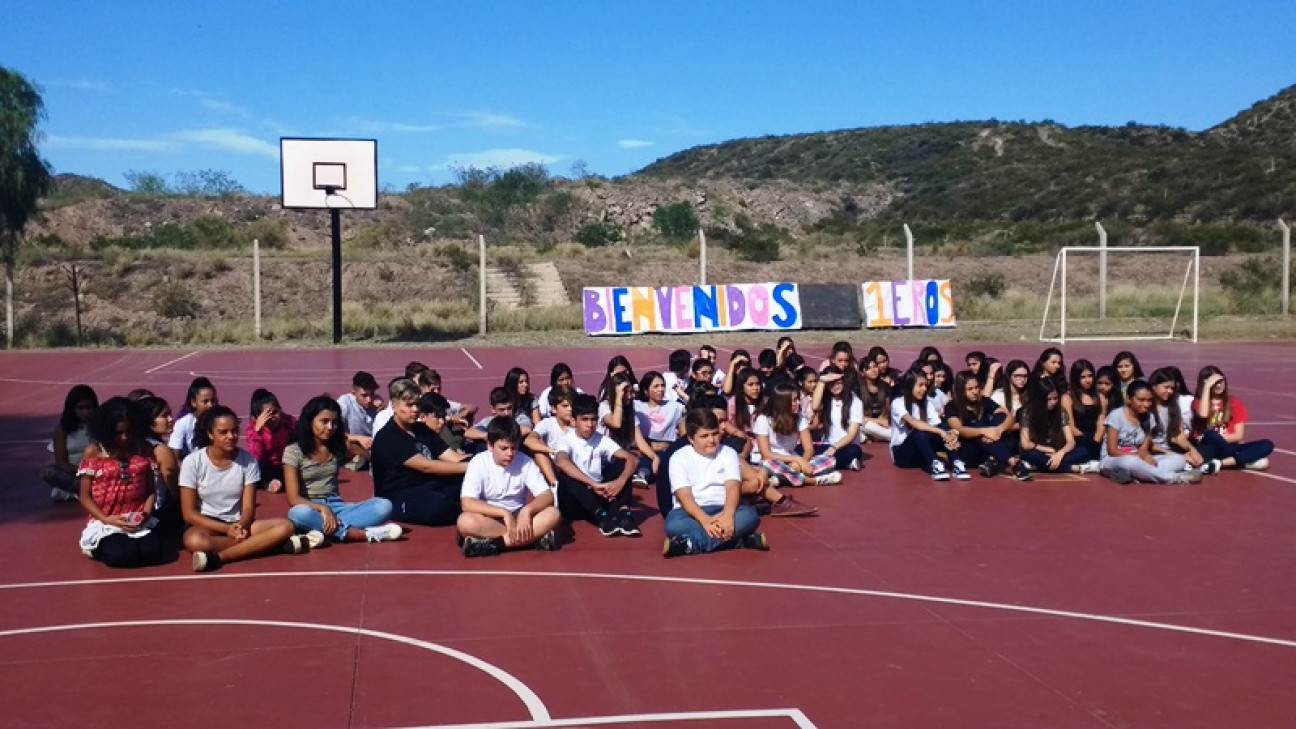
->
[245, 388, 297, 492]
[1192, 366, 1273, 472]
[77, 397, 164, 568]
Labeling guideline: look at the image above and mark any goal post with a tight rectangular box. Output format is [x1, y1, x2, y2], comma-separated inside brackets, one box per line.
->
[1039, 246, 1199, 344]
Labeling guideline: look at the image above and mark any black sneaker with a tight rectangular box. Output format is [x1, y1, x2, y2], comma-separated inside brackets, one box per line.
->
[535, 530, 560, 551]
[978, 457, 1000, 478]
[662, 535, 692, 558]
[614, 508, 641, 537]
[740, 533, 770, 551]
[1012, 461, 1034, 482]
[462, 536, 504, 558]
[597, 510, 618, 537]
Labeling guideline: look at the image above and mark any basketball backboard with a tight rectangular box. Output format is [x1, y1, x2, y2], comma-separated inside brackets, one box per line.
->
[280, 137, 378, 209]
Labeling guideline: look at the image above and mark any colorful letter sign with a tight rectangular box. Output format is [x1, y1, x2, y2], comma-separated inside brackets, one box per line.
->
[583, 283, 802, 336]
[862, 280, 956, 329]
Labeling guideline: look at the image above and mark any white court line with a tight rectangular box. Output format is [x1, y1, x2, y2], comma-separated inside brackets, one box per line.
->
[1272, 448, 1296, 457]
[2, 570, 1294, 650]
[1243, 471, 1296, 485]
[460, 347, 483, 370]
[142, 351, 200, 375]
[409, 708, 815, 729]
[0, 618, 549, 722]
[1249, 422, 1296, 426]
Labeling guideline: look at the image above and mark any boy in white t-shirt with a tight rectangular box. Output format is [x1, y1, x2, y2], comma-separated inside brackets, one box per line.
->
[554, 394, 638, 538]
[663, 407, 768, 557]
[337, 370, 383, 470]
[457, 418, 561, 557]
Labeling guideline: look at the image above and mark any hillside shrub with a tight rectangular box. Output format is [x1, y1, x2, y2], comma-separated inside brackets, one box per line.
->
[652, 202, 699, 241]
[575, 220, 621, 248]
[964, 272, 1007, 299]
[153, 282, 198, 319]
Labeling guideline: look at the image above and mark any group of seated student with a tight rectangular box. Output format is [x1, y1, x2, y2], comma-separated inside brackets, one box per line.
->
[46, 342, 1275, 569]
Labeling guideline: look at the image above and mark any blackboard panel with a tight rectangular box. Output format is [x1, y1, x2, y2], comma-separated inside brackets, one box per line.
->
[799, 284, 861, 329]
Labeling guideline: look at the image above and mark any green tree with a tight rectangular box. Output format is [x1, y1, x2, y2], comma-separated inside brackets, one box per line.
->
[652, 201, 699, 241]
[1, 67, 54, 348]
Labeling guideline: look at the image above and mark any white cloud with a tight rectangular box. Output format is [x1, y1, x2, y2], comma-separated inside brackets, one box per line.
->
[45, 135, 178, 153]
[54, 78, 112, 92]
[460, 110, 526, 130]
[617, 139, 654, 148]
[346, 117, 441, 134]
[170, 129, 280, 158]
[436, 148, 564, 170]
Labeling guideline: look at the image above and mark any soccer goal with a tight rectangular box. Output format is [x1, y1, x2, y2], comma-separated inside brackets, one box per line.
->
[1039, 246, 1199, 344]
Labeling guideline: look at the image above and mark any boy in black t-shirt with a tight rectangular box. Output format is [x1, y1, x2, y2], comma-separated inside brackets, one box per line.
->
[371, 379, 469, 526]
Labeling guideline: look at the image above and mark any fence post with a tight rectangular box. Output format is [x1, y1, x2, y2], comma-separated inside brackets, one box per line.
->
[253, 238, 262, 339]
[478, 234, 487, 336]
[698, 228, 707, 286]
[1280, 219, 1291, 317]
[903, 224, 915, 281]
[1095, 221, 1108, 320]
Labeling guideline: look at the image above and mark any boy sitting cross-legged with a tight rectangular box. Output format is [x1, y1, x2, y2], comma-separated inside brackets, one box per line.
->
[554, 393, 639, 537]
[457, 417, 562, 557]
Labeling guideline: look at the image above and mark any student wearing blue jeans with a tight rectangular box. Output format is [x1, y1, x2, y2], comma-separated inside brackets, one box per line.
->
[662, 408, 767, 558]
[284, 395, 403, 543]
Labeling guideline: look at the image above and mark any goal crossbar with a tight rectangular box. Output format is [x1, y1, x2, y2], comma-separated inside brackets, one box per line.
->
[1039, 246, 1199, 344]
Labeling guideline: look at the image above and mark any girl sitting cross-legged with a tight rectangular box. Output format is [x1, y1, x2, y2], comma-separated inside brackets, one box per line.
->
[753, 383, 841, 487]
[1191, 366, 1274, 472]
[1099, 380, 1201, 485]
[76, 397, 165, 568]
[285, 396, 403, 544]
[181, 406, 310, 572]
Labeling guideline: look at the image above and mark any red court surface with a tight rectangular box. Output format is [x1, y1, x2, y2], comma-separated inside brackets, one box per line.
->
[1, 340, 1294, 728]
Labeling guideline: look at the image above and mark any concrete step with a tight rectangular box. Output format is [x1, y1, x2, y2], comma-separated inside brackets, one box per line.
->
[484, 261, 569, 310]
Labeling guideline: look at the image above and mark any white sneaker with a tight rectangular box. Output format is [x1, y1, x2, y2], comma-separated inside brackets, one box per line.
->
[364, 523, 403, 543]
[1244, 457, 1270, 471]
[1173, 470, 1204, 485]
[814, 471, 843, 486]
[931, 460, 950, 482]
[847, 458, 861, 471]
[951, 460, 971, 481]
[304, 530, 327, 548]
[1077, 460, 1101, 475]
[1200, 459, 1222, 476]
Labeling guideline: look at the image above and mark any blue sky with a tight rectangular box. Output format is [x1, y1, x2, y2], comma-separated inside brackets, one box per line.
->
[5, 1, 1294, 194]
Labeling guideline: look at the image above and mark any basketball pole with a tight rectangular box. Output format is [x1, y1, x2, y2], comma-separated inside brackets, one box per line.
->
[331, 208, 342, 344]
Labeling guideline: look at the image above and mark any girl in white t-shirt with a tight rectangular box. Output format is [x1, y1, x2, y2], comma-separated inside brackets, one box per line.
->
[169, 376, 218, 461]
[724, 368, 764, 461]
[811, 366, 864, 471]
[890, 369, 960, 481]
[599, 372, 656, 485]
[181, 406, 307, 572]
[663, 408, 766, 557]
[635, 371, 686, 448]
[534, 362, 581, 422]
[43, 384, 99, 502]
[754, 383, 841, 487]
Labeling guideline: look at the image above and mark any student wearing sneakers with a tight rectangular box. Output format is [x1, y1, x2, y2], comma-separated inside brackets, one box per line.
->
[1147, 368, 1206, 470]
[337, 370, 382, 469]
[656, 396, 818, 519]
[943, 370, 1020, 480]
[181, 406, 308, 572]
[663, 408, 769, 558]
[554, 394, 639, 537]
[44, 384, 99, 502]
[1099, 380, 1200, 485]
[1191, 366, 1274, 473]
[1018, 378, 1101, 476]
[890, 368, 961, 481]
[457, 418, 561, 557]
[371, 379, 469, 527]
[284, 396, 402, 545]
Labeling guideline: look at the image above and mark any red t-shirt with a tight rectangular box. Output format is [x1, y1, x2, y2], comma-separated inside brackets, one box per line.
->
[1192, 396, 1247, 438]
